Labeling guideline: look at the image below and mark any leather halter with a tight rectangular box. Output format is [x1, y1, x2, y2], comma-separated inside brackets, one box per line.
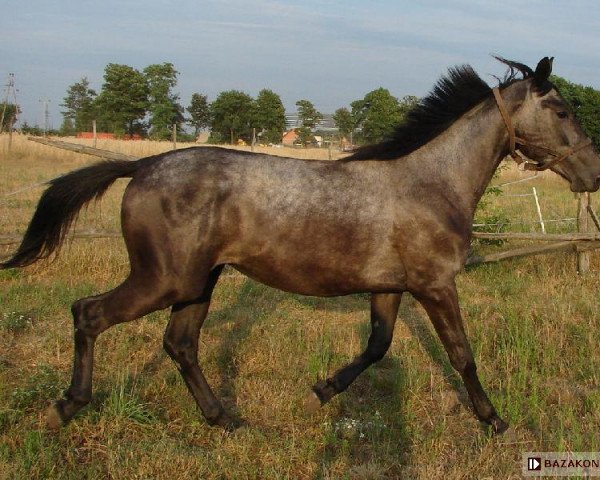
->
[492, 87, 592, 171]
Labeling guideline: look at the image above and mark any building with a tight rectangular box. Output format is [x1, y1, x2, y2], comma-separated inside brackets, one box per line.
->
[281, 129, 299, 146]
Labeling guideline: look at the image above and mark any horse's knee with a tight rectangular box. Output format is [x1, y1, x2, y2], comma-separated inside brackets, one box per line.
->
[71, 299, 85, 326]
[71, 297, 106, 337]
[162, 335, 177, 359]
[163, 334, 197, 368]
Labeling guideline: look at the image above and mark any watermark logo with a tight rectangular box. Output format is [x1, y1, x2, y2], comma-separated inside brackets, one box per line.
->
[527, 457, 542, 471]
[523, 452, 600, 477]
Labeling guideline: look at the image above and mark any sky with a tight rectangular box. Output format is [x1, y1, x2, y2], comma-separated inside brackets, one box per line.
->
[2, 0, 600, 130]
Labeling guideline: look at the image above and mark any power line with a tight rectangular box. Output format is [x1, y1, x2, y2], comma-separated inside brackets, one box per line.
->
[39, 98, 51, 136]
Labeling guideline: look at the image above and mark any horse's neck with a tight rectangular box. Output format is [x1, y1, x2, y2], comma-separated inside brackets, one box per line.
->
[409, 96, 511, 215]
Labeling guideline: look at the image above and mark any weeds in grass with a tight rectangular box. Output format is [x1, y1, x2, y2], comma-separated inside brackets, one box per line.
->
[101, 373, 157, 425]
[0, 311, 34, 333]
[308, 330, 335, 380]
[331, 410, 388, 441]
[11, 364, 62, 412]
[14, 430, 60, 478]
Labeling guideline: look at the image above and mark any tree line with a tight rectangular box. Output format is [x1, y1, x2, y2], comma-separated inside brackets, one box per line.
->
[11, 62, 600, 149]
[60, 63, 183, 140]
[56, 62, 424, 145]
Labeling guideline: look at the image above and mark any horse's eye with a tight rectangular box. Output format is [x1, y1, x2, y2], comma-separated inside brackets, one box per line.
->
[557, 111, 568, 119]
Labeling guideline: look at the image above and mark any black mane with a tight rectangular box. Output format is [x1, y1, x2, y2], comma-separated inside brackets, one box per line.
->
[345, 58, 526, 161]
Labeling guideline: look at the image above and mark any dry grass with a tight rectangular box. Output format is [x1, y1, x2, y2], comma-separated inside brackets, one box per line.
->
[28, 134, 347, 161]
[1, 134, 599, 479]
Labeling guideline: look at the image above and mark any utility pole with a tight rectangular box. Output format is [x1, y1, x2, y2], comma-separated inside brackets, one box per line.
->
[0, 73, 18, 134]
[39, 98, 51, 136]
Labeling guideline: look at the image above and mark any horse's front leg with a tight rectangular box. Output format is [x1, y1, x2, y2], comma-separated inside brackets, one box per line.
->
[414, 279, 508, 434]
[305, 293, 402, 410]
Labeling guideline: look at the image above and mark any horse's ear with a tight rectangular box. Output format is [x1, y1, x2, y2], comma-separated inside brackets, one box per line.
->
[534, 57, 553, 85]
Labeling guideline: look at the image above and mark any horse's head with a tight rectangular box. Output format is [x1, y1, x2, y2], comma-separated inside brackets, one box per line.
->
[501, 57, 600, 192]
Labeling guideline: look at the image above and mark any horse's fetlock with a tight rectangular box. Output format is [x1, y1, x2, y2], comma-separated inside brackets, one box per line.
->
[205, 405, 225, 423]
[65, 388, 91, 406]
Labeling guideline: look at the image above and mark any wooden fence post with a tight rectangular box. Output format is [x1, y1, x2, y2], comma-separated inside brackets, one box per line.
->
[7, 114, 14, 153]
[532, 187, 545, 233]
[577, 192, 591, 274]
[172, 124, 177, 150]
[92, 120, 97, 148]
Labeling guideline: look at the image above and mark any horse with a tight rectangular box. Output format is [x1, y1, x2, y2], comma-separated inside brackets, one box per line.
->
[2, 56, 599, 435]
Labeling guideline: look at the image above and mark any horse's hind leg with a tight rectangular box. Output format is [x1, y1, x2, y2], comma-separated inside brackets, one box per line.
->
[46, 273, 178, 428]
[162, 266, 238, 430]
[415, 280, 508, 434]
[307, 293, 402, 410]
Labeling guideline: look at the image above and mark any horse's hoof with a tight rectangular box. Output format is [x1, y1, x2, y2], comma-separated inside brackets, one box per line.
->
[221, 416, 246, 432]
[490, 415, 509, 435]
[45, 402, 66, 430]
[208, 411, 245, 432]
[303, 391, 322, 414]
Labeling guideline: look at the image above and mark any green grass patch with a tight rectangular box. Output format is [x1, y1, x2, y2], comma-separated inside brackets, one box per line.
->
[100, 373, 158, 425]
[11, 364, 63, 412]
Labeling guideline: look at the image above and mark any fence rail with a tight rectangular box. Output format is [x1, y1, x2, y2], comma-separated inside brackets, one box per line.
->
[472, 232, 600, 242]
[27, 136, 138, 161]
[467, 240, 600, 266]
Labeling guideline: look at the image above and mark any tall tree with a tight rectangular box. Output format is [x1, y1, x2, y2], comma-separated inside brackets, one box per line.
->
[0, 103, 19, 133]
[94, 63, 149, 135]
[295, 99, 322, 146]
[255, 89, 286, 144]
[209, 90, 256, 144]
[60, 117, 75, 136]
[144, 62, 184, 140]
[187, 93, 210, 136]
[332, 107, 357, 141]
[551, 75, 600, 149]
[398, 95, 419, 116]
[60, 77, 97, 134]
[351, 88, 401, 144]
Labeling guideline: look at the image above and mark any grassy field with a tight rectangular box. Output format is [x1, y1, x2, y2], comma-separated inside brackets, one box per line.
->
[1, 134, 599, 479]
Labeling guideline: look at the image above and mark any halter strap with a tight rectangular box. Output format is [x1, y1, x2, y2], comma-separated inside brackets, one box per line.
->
[492, 87, 592, 171]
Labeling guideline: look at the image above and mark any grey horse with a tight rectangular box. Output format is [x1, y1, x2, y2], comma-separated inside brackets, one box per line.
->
[3, 56, 599, 435]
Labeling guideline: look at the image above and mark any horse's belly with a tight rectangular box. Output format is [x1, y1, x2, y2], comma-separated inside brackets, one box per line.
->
[229, 257, 406, 297]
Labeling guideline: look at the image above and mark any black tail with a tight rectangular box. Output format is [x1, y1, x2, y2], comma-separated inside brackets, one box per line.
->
[2, 159, 142, 269]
